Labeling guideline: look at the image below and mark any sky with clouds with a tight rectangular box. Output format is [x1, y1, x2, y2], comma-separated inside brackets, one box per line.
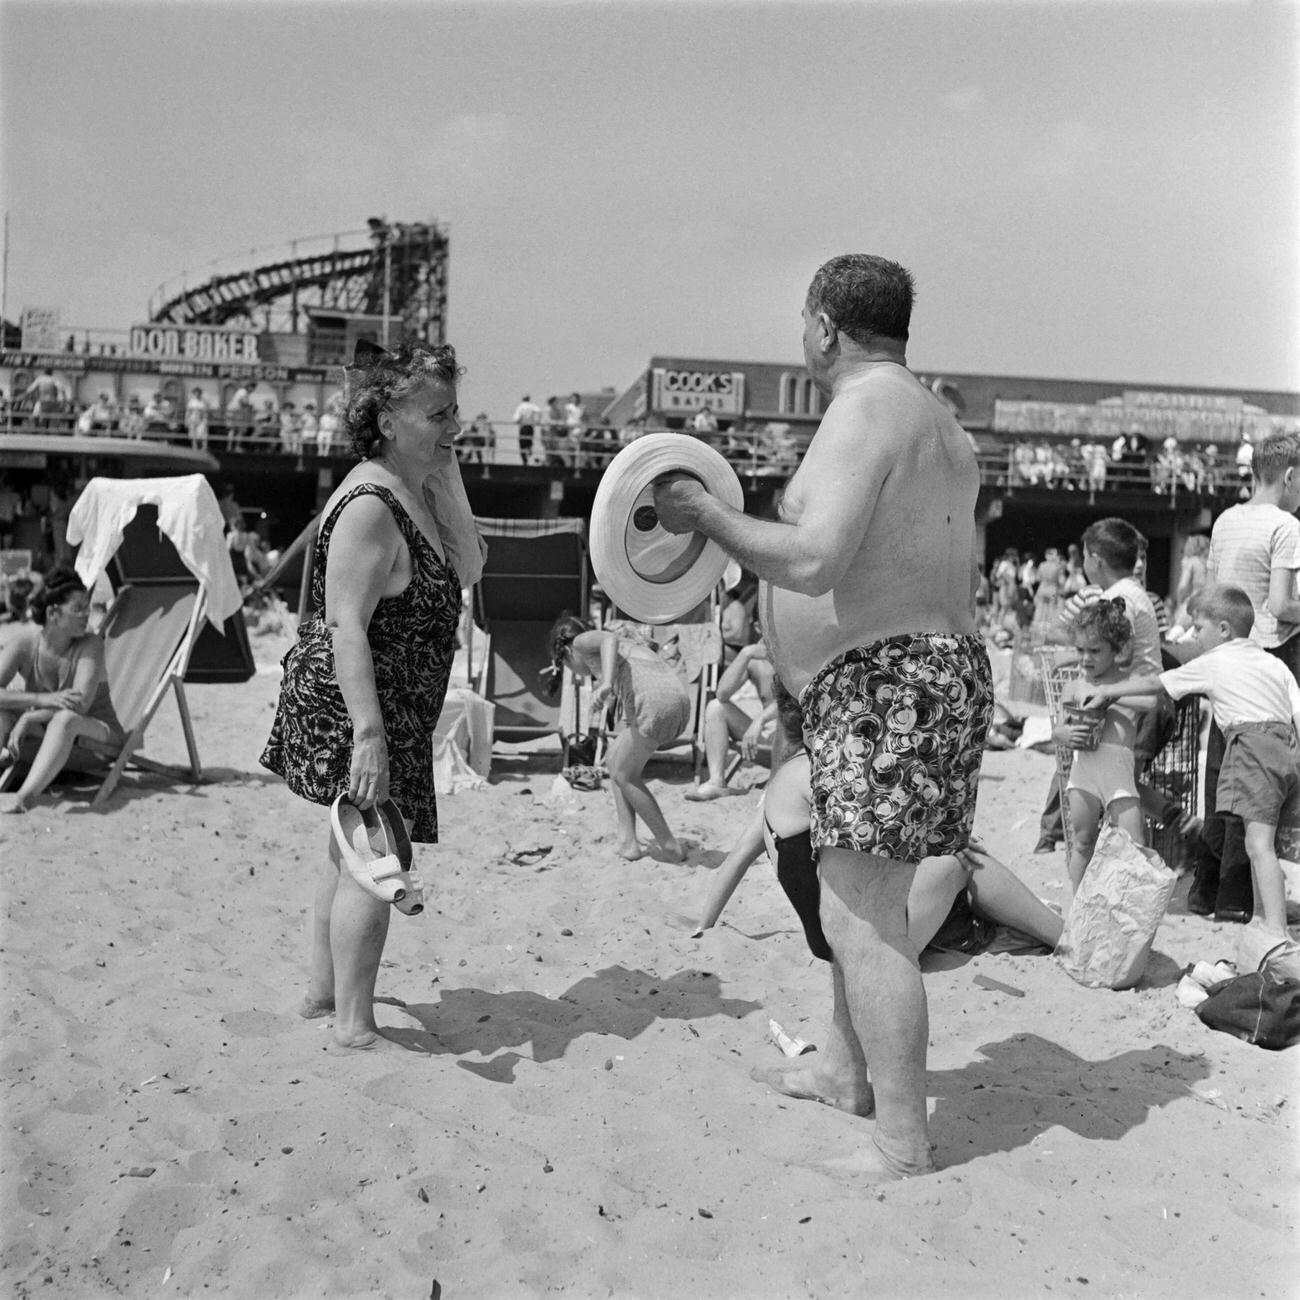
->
[2, 0, 1296, 418]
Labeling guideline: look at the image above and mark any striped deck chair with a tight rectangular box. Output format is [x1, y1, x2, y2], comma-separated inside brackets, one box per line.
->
[469, 517, 589, 751]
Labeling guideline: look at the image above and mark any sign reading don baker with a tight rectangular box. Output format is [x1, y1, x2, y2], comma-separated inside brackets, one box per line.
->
[651, 368, 745, 416]
[130, 323, 260, 363]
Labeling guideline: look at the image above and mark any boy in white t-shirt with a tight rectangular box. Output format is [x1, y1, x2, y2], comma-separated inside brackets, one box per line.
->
[1085, 584, 1300, 942]
[1206, 430, 1300, 679]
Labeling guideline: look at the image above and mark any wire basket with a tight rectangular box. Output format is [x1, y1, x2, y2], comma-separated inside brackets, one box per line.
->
[1144, 696, 1203, 871]
[1038, 648, 1084, 849]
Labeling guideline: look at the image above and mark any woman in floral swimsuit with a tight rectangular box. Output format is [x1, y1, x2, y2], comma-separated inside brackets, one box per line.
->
[262, 341, 483, 1050]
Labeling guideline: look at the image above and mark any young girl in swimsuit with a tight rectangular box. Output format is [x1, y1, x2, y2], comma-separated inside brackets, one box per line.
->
[547, 614, 690, 861]
[1055, 598, 1147, 892]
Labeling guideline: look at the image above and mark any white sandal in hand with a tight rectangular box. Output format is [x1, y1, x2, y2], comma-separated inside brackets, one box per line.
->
[330, 795, 425, 916]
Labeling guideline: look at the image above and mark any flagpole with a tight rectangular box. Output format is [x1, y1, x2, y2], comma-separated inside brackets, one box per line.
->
[1, 212, 9, 330]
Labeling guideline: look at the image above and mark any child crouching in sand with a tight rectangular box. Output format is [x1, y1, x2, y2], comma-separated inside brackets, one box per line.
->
[1085, 584, 1300, 942]
[546, 614, 690, 861]
[1055, 597, 1148, 891]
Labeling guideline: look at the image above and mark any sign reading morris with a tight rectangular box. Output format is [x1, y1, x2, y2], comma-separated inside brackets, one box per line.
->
[129, 323, 260, 363]
[992, 390, 1283, 442]
[650, 368, 745, 416]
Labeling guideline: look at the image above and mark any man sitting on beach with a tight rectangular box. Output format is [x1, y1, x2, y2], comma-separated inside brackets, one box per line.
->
[655, 253, 992, 1181]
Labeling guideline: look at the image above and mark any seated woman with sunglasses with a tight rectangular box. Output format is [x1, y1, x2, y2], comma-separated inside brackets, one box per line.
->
[0, 569, 126, 813]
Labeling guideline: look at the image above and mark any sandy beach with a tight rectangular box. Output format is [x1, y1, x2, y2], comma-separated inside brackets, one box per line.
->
[2, 626, 1297, 1300]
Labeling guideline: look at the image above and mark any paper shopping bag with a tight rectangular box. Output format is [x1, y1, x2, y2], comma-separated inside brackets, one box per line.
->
[1056, 824, 1178, 990]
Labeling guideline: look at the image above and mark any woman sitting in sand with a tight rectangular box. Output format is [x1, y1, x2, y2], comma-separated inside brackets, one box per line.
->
[546, 614, 690, 862]
[689, 683, 1063, 958]
[0, 569, 126, 813]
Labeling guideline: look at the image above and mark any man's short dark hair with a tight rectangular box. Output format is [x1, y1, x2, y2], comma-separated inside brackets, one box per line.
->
[1251, 431, 1300, 485]
[1081, 517, 1146, 574]
[806, 254, 914, 345]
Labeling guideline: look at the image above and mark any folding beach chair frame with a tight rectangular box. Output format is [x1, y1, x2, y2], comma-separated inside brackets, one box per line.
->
[84, 581, 206, 805]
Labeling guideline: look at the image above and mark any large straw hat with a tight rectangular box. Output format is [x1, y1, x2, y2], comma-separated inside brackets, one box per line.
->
[590, 433, 744, 624]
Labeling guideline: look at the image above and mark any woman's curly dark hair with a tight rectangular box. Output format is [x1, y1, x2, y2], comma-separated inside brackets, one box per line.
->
[29, 569, 87, 627]
[1071, 596, 1133, 652]
[344, 341, 465, 460]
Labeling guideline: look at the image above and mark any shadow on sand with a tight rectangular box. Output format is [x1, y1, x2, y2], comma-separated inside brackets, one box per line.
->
[379, 964, 761, 1074]
[928, 1032, 1214, 1163]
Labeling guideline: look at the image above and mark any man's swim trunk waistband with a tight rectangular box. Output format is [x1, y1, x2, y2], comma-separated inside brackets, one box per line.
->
[799, 632, 994, 863]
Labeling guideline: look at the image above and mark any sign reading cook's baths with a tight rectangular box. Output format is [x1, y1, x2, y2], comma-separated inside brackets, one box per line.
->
[650, 368, 745, 416]
[129, 323, 260, 362]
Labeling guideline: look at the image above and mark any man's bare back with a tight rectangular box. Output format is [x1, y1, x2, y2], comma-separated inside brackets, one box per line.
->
[760, 362, 979, 694]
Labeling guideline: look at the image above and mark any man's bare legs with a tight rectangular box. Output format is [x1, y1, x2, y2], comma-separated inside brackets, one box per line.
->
[817, 846, 932, 1178]
[750, 957, 874, 1115]
[303, 833, 393, 1048]
[606, 728, 684, 861]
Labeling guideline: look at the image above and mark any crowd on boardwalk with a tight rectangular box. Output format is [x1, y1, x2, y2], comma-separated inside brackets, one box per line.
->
[2, 368, 1275, 498]
[0, 372, 354, 457]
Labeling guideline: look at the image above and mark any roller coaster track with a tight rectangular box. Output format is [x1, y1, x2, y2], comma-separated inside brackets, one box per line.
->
[148, 223, 449, 343]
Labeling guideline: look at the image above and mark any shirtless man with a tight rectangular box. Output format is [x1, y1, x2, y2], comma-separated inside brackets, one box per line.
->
[654, 254, 991, 1180]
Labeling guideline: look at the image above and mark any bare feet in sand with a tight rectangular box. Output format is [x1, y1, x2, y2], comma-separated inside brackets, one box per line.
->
[749, 1062, 875, 1117]
[684, 782, 743, 802]
[299, 996, 335, 1020]
[329, 1027, 412, 1053]
[619, 838, 685, 863]
[816, 1139, 938, 1183]
[2, 797, 32, 815]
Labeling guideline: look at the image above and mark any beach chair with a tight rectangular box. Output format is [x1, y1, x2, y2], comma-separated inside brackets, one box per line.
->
[646, 600, 722, 776]
[0, 579, 206, 805]
[2, 476, 242, 804]
[81, 580, 206, 804]
[468, 518, 589, 752]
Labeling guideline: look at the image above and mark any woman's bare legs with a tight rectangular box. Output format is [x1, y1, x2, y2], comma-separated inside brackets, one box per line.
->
[964, 842, 1064, 948]
[606, 728, 683, 861]
[904, 855, 968, 951]
[3, 710, 115, 812]
[304, 831, 392, 1047]
[693, 806, 765, 931]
